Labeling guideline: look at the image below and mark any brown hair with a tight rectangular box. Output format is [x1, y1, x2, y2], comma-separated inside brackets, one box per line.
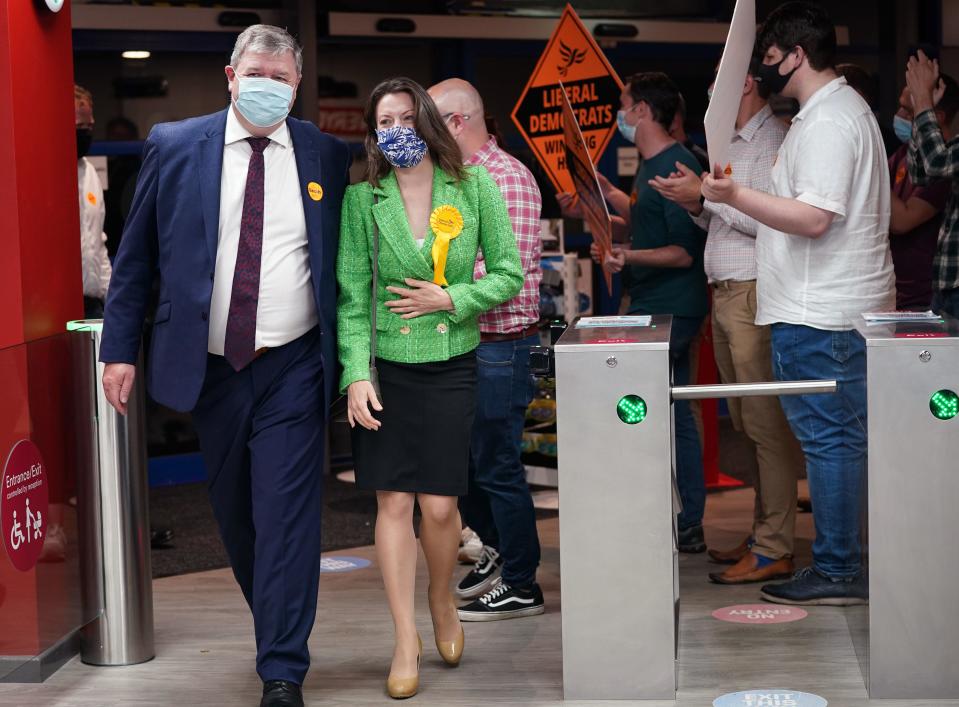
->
[74, 84, 93, 107]
[363, 76, 467, 187]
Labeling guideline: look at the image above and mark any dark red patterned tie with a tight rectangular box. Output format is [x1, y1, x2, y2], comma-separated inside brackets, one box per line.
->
[224, 136, 270, 371]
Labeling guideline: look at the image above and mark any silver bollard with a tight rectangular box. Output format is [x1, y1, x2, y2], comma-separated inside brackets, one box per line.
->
[69, 320, 155, 666]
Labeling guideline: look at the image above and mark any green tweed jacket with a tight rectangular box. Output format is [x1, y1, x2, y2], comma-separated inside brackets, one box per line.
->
[336, 165, 523, 392]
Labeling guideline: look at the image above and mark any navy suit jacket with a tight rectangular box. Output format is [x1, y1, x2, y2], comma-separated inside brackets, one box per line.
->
[100, 108, 351, 413]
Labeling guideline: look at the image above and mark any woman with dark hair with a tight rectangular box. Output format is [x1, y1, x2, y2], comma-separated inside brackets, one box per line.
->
[336, 76, 522, 698]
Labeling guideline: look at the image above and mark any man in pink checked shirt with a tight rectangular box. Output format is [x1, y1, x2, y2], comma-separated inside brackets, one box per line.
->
[430, 79, 545, 622]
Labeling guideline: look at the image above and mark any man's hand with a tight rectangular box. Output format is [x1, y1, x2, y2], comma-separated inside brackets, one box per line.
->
[906, 49, 941, 114]
[102, 363, 136, 415]
[648, 161, 705, 213]
[347, 380, 382, 431]
[385, 279, 454, 319]
[603, 247, 627, 274]
[701, 165, 739, 206]
[556, 191, 583, 219]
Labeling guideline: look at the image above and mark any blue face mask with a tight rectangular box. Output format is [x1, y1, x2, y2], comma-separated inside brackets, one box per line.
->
[234, 76, 294, 128]
[616, 109, 637, 144]
[376, 125, 428, 169]
[893, 115, 913, 143]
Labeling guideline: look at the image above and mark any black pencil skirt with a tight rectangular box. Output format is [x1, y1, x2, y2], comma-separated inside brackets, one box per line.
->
[351, 352, 477, 497]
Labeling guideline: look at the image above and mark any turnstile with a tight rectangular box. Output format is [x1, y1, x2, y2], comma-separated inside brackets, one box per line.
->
[555, 317, 677, 700]
[553, 313, 959, 702]
[851, 316, 959, 699]
[553, 315, 833, 701]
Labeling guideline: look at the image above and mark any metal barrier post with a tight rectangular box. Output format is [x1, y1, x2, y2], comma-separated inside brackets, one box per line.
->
[554, 316, 677, 700]
[69, 320, 154, 666]
[852, 315, 959, 699]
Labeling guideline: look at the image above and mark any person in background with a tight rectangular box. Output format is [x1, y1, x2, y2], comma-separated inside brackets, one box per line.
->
[429, 78, 545, 621]
[888, 75, 958, 311]
[75, 85, 112, 319]
[650, 45, 804, 585]
[671, 92, 711, 172]
[702, 1, 894, 605]
[906, 49, 959, 318]
[337, 77, 522, 698]
[560, 72, 709, 554]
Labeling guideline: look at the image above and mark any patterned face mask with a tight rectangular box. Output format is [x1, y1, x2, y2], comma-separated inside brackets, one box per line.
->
[376, 125, 428, 168]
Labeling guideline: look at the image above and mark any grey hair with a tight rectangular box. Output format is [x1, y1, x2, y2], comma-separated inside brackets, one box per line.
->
[230, 24, 303, 76]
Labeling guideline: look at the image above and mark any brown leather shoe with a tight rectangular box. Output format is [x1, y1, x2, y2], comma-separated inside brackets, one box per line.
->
[707, 537, 751, 565]
[709, 552, 794, 585]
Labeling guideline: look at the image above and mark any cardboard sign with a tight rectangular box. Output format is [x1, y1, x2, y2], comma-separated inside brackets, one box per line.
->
[703, 0, 756, 175]
[511, 3, 624, 195]
[560, 82, 613, 294]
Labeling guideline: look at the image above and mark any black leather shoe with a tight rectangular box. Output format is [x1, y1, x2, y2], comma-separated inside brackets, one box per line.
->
[260, 680, 303, 707]
[150, 527, 174, 549]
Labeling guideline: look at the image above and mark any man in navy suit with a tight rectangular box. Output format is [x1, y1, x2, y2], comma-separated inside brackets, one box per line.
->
[100, 25, 350, 707]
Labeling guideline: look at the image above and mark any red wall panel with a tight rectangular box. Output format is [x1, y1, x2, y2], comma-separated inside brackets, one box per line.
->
[0, 0, 82, 349]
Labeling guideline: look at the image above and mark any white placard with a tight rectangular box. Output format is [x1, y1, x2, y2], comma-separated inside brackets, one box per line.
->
[575, 315, 651, 328]
[703, 0, 756, 175]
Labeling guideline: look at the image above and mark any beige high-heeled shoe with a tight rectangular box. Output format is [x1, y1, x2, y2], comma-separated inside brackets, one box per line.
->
[386, 634, 422, 700]
[435, 622, 465, 667]
[430, 589, 465, 666]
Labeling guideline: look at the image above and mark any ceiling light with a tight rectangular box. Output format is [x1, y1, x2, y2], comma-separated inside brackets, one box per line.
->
[122, 51, 151, 60]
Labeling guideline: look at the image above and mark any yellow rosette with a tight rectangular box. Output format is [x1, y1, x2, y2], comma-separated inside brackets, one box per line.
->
[429, 204, 464, 286]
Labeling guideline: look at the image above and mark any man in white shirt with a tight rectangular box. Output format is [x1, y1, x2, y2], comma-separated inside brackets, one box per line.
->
[651, 50, 804, 586]
[75, 85, 112, 318]
[703, 1, 894, 606]
[99, 26, 351, 707]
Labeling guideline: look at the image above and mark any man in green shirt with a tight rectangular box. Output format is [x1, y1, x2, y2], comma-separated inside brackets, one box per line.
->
[592, 72, 709, 551]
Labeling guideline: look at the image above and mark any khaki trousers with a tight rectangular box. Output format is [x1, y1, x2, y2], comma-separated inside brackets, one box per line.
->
[711, 280, 804, 559]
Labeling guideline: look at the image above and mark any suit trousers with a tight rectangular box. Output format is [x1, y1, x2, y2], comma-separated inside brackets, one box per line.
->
[191, 327, 324, 685]
[710, 280, 803, 559]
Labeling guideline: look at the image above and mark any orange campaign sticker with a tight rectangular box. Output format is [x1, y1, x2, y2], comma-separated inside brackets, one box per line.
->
[86, 192, 97, 206]
[629, 189, 638, 206]
[895, 163, 907, 186]
[511, 3, 624, 195]
[307, 182, 323, 201]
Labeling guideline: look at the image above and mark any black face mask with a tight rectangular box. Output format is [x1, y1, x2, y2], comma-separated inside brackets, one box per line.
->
[756, 50, 800, 96]
[76, 128, 93, 160]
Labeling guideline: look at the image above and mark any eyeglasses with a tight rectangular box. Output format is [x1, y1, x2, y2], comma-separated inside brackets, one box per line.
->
[442, 112, 471, 122]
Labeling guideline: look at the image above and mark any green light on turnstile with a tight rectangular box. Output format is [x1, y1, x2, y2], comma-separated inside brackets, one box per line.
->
[617, 395, 647, 424]
[929, 389, 959, 420]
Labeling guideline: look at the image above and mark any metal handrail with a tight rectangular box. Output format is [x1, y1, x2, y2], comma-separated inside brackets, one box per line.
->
[671, 379, 837, 401]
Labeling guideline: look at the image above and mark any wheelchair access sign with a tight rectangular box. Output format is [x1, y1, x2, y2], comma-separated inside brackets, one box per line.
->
[2, 440, 49, 572]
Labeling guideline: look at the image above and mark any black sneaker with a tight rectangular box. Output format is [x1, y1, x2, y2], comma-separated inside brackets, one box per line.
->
[761, 566, 868, 606]
[458, 580, 545, 622]
[455, 545, 503, 599]
[677, 524, 707, 553]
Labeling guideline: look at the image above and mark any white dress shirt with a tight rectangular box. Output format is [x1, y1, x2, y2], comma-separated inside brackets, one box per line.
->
[78, 157, 112, 300]
[208, 107, 317, 355]
[693, 105, 787, 283]
[756, 78, 895, 330]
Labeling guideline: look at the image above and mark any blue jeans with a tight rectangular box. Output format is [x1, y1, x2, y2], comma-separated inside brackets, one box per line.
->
[932, 288, 959, 318]
[461, 334, 541, 587]
[771, 324, 867, 578]
[670, 316, 706, 531]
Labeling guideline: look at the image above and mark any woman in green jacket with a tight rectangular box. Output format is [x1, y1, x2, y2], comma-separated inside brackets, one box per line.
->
[337, 76, 522, 698]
